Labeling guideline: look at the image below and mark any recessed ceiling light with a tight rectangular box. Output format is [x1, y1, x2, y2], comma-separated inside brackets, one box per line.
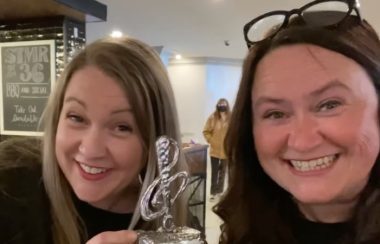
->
[175, 54, 182, 60]
[110, 30, 123, 38]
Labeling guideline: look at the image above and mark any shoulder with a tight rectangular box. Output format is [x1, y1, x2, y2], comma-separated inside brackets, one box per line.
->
[207, 114, 217, 122]
[0, 136, 43, 194]
[0, 136, 42, 168]
[0, 136, 43, 199]
[0, 137, 51, 243]
[0, 174, 51, 243]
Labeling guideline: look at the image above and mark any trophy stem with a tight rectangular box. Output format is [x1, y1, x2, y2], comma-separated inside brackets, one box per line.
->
[138, 136, 204, 243]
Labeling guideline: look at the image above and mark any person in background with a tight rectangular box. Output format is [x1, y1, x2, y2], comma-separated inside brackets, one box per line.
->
[214, 0, 380, 243]
[0, 37, 187, 244]
[203, 98, 231, 201]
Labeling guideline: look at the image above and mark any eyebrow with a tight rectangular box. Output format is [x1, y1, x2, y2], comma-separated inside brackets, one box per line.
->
[64, 96, 86, 108]
[63, 96, 133, 114]
[309, 80, 351, 97]
[253, 97, 288, 109]
[253, 80, 351, 109]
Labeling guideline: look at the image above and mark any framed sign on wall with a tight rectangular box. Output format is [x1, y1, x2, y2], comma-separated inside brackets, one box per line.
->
[0, 40, 56, 136]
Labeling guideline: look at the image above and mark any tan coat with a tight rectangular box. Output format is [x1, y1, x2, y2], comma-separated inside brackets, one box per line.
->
[203, 114, 228, 159]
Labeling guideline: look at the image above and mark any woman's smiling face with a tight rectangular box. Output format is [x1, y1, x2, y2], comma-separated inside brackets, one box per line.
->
[55, 65, 143, 211]
[251, 44, 380, 206]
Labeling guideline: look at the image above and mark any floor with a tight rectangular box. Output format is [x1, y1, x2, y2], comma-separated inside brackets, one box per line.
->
[204, 158, 223, 244]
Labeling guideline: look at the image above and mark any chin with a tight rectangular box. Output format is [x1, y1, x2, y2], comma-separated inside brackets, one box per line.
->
[74, 188, 106, 204]
[292, 192, 337, 205]
[287, 183, 340, 203]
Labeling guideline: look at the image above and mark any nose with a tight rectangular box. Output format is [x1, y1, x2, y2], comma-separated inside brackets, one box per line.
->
[287, 114, 323, 152]
[78, 127, 107, 159]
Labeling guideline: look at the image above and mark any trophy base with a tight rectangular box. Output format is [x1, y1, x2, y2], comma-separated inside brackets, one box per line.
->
[138, 226, 204, 244]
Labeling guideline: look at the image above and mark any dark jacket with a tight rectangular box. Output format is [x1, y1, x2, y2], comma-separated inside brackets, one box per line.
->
[0, 137, 52, 244]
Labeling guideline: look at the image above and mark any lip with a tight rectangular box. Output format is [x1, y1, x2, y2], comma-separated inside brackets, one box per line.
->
[76, 161, 111, 181]
[283, 154, 339, 177]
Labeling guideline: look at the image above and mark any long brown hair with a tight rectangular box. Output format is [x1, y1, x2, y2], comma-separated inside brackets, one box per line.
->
[214, 16, 380, 244]
[42, 37, 187, 244]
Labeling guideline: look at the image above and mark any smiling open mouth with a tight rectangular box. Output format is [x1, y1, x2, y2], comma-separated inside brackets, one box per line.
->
[79, 162, 108, 175]
[288, 154, 339, 172]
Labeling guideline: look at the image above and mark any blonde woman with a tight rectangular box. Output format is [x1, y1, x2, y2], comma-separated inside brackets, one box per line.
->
[0, 37, 187, 244]
[203, 98, 231, 201]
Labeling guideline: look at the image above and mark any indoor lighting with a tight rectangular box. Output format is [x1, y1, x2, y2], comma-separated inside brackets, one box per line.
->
[110, 30, 123, 38]
[175, 54, 182, 60]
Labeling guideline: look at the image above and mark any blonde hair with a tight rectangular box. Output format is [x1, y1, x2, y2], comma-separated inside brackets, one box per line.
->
[42, 37, 187, 244]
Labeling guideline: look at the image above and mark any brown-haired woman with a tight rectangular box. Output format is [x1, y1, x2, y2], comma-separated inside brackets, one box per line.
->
[214, 0, 380, 243]
[203, 98, 231, 201]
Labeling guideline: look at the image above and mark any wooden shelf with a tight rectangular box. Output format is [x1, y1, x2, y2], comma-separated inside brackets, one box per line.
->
[0, 0, 106, 22]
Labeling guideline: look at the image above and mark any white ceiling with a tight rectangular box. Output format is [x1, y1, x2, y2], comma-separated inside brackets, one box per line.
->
[86, 0, 380, 60]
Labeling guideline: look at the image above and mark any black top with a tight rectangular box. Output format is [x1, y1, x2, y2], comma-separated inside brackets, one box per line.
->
[75, 197, 133, 240]
[293, 214, 350, 244]
[0, 163, 51, 243]
[0, 162, 134, 243]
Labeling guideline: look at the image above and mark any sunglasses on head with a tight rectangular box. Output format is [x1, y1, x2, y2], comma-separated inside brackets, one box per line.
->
[243, 0, 362, 48]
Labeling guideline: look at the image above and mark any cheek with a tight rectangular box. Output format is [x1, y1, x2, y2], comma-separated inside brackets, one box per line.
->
[253, 123, 286, 159]
[55, 119, 70, 147]
[254, 128, 284, 183]
[112, 139, 144, 170]
[353, 125, 380, 166]
[328, 113, 380, 176]
[55, 118, 77, 167]
[337, 111, 379, 156]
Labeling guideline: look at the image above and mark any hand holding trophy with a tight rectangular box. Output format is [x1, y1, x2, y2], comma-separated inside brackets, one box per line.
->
[137, 136, 205, 244]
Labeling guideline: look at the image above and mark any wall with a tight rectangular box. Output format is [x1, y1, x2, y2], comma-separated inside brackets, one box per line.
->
[167, 57, 242, 144]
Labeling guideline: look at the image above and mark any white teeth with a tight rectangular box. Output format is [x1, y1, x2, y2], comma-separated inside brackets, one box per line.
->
[79, 163, 107, 174]
[290, 155, 337, 172]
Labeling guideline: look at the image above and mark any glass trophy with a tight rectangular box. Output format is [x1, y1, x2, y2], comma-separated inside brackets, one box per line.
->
[137, 136, 205, 244]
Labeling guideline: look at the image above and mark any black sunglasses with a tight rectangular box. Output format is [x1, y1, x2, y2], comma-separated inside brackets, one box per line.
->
[243, 0, 362, 48]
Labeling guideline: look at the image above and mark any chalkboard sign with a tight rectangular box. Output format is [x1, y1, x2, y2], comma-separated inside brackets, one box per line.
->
[0, 40, 55, 136]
